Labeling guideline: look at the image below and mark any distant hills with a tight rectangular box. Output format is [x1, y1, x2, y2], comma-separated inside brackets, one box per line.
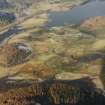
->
[0, 0, 38, 12]
[0, 0, 12, 9]
[0, 0, 34, 9]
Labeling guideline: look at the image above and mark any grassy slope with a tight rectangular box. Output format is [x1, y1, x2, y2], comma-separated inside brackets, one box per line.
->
[0, 0, 105, 89]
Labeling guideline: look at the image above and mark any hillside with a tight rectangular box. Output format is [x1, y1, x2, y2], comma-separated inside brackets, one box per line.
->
[0, 0, 105, 105]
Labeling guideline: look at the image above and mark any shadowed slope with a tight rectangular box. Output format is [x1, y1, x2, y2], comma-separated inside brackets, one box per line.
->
[0, 79, 104, 105]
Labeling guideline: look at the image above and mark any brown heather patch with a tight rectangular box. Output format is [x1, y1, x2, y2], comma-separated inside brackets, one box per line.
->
[0, 43, 31, 67]
[80, 16, 105, 34]
[20, 62, 57, 79]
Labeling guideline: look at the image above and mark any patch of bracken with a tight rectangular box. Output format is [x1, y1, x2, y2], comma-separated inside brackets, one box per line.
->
[0, 43, 32, 66]
[0, 80, 105, 105]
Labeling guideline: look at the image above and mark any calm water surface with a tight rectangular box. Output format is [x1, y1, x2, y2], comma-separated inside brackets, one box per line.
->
[47, 0, 105, 27]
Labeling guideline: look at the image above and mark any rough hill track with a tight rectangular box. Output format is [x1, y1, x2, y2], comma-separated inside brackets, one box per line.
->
[0, 80, 105, 105]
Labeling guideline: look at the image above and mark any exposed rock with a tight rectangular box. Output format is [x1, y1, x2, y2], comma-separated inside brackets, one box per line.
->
[0, 43, 32, 66]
